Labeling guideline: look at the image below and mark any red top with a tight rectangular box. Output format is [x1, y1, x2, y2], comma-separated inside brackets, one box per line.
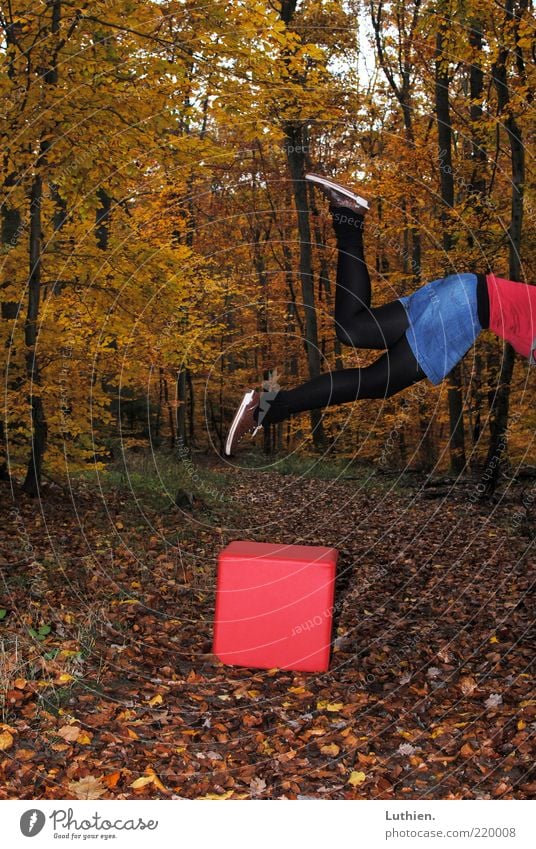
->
[221, 540, 338, 565]
[486, 274, 536, 363]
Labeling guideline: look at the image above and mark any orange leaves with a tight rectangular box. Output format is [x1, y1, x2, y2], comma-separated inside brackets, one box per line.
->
[460, 743, 475, 758]
[242, 713, 263, 728]
[101, 771, 121, 789]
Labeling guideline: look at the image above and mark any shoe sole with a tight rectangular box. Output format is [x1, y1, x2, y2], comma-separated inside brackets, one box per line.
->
[225, 390, 259, 456]
[305, 173, 369, 211]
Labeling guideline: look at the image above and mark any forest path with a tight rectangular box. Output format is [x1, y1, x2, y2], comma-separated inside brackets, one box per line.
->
[0, 467, 533, 799]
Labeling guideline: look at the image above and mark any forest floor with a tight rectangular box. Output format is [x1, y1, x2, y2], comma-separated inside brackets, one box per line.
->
[0, 457, 534, 800]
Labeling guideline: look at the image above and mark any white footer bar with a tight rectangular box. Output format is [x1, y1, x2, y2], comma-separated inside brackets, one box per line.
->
[3, 799, 534, 848]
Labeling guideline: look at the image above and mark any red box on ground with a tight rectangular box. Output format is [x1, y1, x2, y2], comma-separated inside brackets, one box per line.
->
[213, 540, 338, 672]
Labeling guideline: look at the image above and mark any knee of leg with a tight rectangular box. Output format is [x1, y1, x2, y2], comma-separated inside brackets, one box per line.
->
[335, 324, 358, 347]
[379, 369, 403, 398]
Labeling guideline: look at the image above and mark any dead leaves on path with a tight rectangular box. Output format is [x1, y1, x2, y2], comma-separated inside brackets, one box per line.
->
[0, 471, 534, 800]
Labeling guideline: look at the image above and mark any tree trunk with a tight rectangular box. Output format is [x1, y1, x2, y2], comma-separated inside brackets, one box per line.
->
[281, 241, 302, 376]
[186, 368, 195, 445]
[176, 368, 188, 447]
[435, 8, 466, 474]
[278, 0, 325, 449]
[21, 0, 64, 494]
[481, 0, 526, 496]
[22, 171, 47, 496]
[284, 123, 325, 450]
[466, 18, 487, 461]
[95, 188, 111, 250]
[418, 402, 436, 472]
[161, 369, 175, 447]
[369, 1, 429, 468]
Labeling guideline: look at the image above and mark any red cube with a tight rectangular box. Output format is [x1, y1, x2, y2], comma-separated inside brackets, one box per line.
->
[213, 540, 338, 672]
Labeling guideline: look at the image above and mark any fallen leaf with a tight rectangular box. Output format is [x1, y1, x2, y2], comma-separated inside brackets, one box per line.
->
[77, 732, 93, 745]
[14, 748, 35, 761]
[317, 701, 344, 712]
[200, 790, 234, 800]
[102, 771, 121, 788]
[68, 776, 107, 800]
[348, 771, 366, 786]
[398, 743, 416, 756]
[250, 777, 267, 796]
[130, 775, 154, 789]
[0, 730, 14, 750]
[58, 725, 81, 743]
[145, 767, 169, 794]
[320, 743, 340, 756]
[493, 781, 511, 797]
[130, 771, 169, 793]
[277, 748, 297, 762]
[459, 676, 477, 695]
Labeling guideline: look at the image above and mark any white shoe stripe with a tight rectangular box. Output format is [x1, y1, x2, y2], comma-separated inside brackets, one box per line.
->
[305, 173, 369, 209]
[225, 390, 255, 456]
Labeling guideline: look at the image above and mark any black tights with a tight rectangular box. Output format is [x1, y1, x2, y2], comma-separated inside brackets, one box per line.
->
[257, 207, 426, 426]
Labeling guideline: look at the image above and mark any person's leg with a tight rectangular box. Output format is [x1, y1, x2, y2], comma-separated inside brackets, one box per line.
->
[258, 334, 426, 426]
[331, 206, 409, 349]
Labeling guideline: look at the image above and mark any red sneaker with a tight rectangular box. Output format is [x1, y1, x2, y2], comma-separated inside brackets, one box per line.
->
[224, 390, 262, 456]
[305, 173, 369, 214]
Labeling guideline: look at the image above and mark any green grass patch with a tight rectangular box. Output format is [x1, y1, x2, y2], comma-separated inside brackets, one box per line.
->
[237, 449, 377, 480]
[75, 448, 234, 514]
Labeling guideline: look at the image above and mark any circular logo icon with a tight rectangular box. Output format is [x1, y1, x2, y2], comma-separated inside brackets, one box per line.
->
[20, 809, 46, 837]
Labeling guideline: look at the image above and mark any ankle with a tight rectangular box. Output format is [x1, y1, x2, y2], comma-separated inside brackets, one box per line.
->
[256, 389, 289, 426]
[330, 205, 365, 228]
[331, 207, 365, 246]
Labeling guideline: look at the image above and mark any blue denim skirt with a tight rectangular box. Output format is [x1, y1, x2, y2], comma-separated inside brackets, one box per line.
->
[398, 273, 482, 385]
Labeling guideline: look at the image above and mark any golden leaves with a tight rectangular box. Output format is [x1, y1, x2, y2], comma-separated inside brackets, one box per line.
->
[0, 730, 14, 751]
[199, 790, 234, 800]
[130, 768, 169, 794]
[316, 701, 344, 712]
[320, 743, 340, 757]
